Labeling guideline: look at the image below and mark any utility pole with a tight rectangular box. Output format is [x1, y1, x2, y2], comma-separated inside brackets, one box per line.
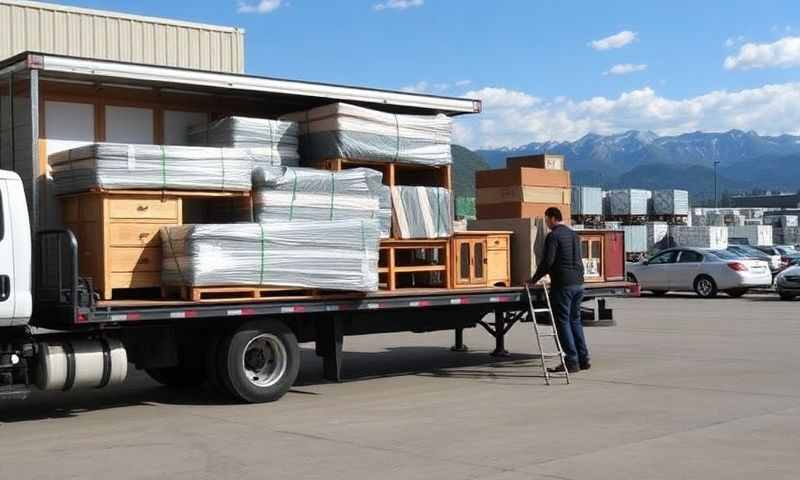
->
[713, 160, 720, 208]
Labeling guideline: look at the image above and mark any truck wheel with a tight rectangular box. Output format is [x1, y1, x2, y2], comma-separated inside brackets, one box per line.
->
[694, 275, 718, 299]
[145, 366, 205, 388]
[217, 319, 300, 403]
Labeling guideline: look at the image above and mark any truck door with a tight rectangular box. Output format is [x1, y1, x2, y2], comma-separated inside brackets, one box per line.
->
[0, 179, 15, 325]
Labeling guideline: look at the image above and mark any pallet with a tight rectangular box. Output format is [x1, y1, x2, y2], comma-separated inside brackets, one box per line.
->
[177, 285, 325, 302]
[79, 188, 250, 198]
[309, 158, 452, 190]
[379, 239, 451, 291]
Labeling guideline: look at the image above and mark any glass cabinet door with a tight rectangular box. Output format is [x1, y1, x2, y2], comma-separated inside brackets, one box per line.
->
[473, 241, 486, 281]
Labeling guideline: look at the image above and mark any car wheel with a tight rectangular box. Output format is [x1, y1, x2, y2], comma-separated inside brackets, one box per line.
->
[694, 275, 718, 298]
[650, 290, 668, 296]
[779, 292, 797, 301]
[725, 288, 748, 298]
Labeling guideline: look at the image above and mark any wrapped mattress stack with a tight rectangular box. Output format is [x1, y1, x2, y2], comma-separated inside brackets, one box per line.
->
[669, 226, 728, 249]
[605, 189, 652, 216]
[188, 117, 300, 167]
[727, 225, 773, 246]
[160, 220, 380, 292]
[391, 186, 453, 239]
[50, 143, 276, 194]
[282, 103, 453, 167]
[571, 186, 603, 216]
[253, 166, 392, 239]
[652, 190, 689, 216]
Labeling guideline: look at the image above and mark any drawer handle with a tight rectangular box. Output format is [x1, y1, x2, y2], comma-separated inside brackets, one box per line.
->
[138, 258, 150, 265]
[137, 205, 149, 211]
[139, 232, 150, 239]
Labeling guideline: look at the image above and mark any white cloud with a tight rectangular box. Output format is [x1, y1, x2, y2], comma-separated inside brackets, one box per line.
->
[603, 63, 648, 76]
[589, 30, 638, 51]
[455, 80, 472, 87]
[237, 0, 282, 14]
[457, 83, 800, 149]
[374, 0, 423, 11]
[724, 35, 745, 48]
[724, 36, 800, 70]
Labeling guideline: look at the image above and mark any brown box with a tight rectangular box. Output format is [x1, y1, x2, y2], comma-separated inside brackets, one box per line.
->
[506, 154, 565, 170]
[476, 202, 571, 221]
[475, 168, 571, 189]
[476, 186, 571, 206]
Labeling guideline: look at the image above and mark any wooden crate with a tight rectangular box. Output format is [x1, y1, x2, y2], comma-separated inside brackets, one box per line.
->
[476, 168, 570, 189]
[476, 202, 572, 222]
[60, 189, 249, 300]
[379, 239, 451, 291]
[506, 154, 565, 171]
[309, 158, 452, 190]
[450, 231, 511, 288]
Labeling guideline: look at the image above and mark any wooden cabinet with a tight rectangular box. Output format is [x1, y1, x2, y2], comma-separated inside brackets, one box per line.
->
[576, 230, 626, 283]
[450, 231, 511, 288]
[62, 191, 182, 300]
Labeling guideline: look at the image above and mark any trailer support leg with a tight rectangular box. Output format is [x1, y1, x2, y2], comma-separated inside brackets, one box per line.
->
[450, 328, 469, 352]
[490, 309, 510, 357]
[316, 317, 344, 382]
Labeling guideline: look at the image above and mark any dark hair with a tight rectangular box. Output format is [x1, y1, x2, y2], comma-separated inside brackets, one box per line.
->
[544, 207, 563, 222]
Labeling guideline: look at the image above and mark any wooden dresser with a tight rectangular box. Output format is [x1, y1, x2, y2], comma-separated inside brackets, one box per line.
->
[450, 231, 511, 288]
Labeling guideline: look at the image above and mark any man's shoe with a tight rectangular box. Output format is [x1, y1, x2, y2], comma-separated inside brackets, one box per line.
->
[580, 360, 591, 371]
[548, 363, 579, 374]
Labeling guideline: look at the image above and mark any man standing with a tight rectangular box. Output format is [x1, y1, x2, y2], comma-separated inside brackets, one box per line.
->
[528, 207, 590, 374]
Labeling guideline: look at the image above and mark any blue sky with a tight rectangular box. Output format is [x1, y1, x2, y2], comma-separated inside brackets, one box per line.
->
[50, 0, 800, 148]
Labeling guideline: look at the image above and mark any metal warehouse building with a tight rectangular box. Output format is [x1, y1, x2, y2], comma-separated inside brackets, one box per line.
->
[731, 193, 800, 209]
[0, 0, 245, 73]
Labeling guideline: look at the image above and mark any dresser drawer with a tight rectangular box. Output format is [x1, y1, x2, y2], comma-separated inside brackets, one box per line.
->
[487, 235, 508, 251]
[109, 223, 167, 247]
[109, 247, 162, 273]
[110, 272, 161, 289]
[108, 198, 179, 220]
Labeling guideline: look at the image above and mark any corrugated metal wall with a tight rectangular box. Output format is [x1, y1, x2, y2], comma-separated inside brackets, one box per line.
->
[0, 0, 245, 73]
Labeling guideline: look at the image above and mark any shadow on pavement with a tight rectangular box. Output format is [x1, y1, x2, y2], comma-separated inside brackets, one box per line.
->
[0, 346, 537, 423]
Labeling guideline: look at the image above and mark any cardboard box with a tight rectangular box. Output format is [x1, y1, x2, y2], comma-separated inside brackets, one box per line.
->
[476, 202, 571, 221]
[476, 168, 571, 189]
[506, 154, 565, 170]
[476, 186, 571, 206]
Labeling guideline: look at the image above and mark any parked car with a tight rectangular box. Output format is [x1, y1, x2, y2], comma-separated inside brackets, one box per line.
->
[776, 260, 800, 301]
[756, 245, 800, 270]
[627, 247, 772, 298]
[727, 245, 782, 274]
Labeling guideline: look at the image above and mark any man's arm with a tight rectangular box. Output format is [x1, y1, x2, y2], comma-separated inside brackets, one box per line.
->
[529, 233, 556, 284]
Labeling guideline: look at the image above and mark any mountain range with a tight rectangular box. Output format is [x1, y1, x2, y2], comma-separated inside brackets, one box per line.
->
[472, 130, 800, 199]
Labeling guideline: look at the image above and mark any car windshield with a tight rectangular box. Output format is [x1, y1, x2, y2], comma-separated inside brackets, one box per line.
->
[709, 250, 739, 260]
[739, 246, 767, 257]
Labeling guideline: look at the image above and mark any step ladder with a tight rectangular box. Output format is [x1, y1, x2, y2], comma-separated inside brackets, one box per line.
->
[525, 283, 570, 385]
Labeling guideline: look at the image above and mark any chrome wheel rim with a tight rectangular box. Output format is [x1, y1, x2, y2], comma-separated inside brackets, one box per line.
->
[698, 279, 713, 296]
[242, 334, 288, 388]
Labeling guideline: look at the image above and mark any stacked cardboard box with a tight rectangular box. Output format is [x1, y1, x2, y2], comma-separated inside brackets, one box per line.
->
[475, 166, 571, 220]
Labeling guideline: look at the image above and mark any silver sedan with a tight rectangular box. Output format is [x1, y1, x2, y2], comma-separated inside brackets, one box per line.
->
[627, 247, 772, 298]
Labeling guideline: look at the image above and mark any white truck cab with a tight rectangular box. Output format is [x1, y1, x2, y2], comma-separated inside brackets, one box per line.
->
[0, 170, 32, 328]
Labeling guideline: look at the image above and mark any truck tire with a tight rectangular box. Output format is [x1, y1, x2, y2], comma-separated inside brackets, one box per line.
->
[217, 319, 300, 403]
[694, 275, 718, 299]
[145, 366, 205, 388]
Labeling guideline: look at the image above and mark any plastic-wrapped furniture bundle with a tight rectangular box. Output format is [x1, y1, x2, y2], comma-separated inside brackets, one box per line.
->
[282, 103, 453, 167]
[160, 220, 380, 292]
[606, 189, 652, 216]
[391, 186, 453, 239]
[253, 166, 391, 238]
[652, 189, 689, 215]
[571, 186, 603, 216]
[50, 143, 274, 194]
[187, 117, 300, 167]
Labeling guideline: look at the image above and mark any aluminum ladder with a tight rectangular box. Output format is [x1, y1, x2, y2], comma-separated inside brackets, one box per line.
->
[525, 284, 570, 385]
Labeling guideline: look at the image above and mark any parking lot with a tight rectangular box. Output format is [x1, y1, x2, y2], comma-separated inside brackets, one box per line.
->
[1, 293, 798, 480]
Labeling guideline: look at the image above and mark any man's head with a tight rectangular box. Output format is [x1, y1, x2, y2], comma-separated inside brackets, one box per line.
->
[544, 207, 563, 230]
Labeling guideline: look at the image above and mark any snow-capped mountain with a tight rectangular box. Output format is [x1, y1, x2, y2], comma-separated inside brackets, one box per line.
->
[476, 129, 800, 172]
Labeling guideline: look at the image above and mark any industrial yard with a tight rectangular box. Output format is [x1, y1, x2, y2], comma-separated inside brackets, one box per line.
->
[1, 293, 798, 480]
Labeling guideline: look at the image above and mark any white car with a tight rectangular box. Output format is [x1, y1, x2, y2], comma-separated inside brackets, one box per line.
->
[627, 247, 772, 298]
[775, 262, 800, 301]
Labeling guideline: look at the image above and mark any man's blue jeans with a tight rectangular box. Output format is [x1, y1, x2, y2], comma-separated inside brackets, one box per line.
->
[550, 285, 589, 366]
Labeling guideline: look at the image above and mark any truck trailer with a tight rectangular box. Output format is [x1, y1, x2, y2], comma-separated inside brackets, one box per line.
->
[0, 52, 632, 404]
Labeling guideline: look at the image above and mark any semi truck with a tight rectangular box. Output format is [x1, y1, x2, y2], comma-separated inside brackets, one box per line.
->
[0, 52, 632, 404]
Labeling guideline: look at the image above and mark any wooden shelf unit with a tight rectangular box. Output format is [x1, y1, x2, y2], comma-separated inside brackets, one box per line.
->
[309, 158, 452, 190]
[60, 189, 250, 300]
[450, 231, 511, 289]
[379, 239, 451, 291]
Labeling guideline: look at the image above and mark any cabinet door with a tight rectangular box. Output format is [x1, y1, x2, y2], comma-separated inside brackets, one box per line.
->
[455, 239, 472, 286]
[472, 240, 487, 285]
[603, 231, 625, 281]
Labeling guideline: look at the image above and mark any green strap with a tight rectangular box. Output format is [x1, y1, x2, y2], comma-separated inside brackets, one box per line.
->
[329, 172, 336, 221]
[288, 168, 298, 221]
[160, 145, 167, 189]
[258, 223, 266, 286]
